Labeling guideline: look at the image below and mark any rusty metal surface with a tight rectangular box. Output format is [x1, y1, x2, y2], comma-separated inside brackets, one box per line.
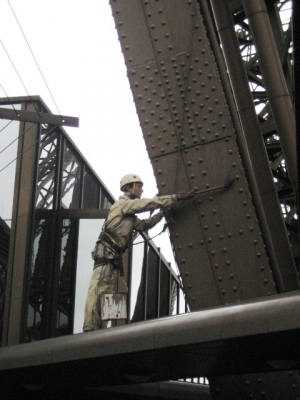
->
[110, 0, 277, 310]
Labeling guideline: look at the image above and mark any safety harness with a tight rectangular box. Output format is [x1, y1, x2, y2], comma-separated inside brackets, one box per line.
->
[93, 226, 127, 276]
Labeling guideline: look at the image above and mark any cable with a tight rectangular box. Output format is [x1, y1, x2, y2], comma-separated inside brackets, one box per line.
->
[0, 83, 20, 116]
[0, 125, 57, 173]
[0, 39, 42, 117]
[7, 0, 61, 116]
[0, 119, 13, 133]
[0, 122, 36, 154]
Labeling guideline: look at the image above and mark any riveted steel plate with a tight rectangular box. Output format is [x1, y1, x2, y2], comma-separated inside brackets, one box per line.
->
[110, 0, 277, 310]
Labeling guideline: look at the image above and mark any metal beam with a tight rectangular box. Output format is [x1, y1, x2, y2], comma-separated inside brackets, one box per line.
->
[0, 292, 299, 388]
[0, 107, 79, 127]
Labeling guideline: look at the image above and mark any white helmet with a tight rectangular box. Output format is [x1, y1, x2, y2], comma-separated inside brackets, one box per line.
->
[120, 174, 143, 191]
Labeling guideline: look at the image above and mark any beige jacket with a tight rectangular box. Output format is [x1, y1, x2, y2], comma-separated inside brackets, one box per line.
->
[92, 193, 177, 263]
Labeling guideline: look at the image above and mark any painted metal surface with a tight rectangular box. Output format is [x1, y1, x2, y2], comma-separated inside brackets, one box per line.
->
[109, 1, 299, 399]
[110, 0, 277, 311]
[0, 292, 299, 386]
[100, 293, 127, 320]
[0, 106, 79, 127]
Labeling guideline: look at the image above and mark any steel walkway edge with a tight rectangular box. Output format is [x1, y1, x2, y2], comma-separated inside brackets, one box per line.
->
[0, 292, 299, 388]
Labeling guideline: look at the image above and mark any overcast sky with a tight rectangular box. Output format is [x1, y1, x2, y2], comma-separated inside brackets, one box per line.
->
[0, 1, 176, 266]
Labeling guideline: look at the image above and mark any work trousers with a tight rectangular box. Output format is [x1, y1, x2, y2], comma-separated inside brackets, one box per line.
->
[83, 263, 117, 331]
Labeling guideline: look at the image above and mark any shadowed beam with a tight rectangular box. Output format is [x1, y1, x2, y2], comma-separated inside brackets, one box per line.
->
[0, 106, 79, 127]
[0, 292, 299, 389]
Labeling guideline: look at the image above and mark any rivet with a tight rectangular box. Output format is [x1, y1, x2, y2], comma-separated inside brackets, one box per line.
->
[184, 271, 189, 276]
[230, 274, 234, 279]
[211, 250, 216, 255]
[178, 245, 182, 250]
[192, 297, 196, 302]
[257, 253, 261, 258]
[223, 247, 227, 252]
[226, 260, 231, 265]
[162, 182, 166, 186]
[214, 263, 219, 268]
[221, 290, 226, 295]
[216, 222, 220, 227]
[208, 237, 212, 242]
[253, 240, 258, 245]
[181, 259, 186, 263]
[201, 212, 205, 217]
[246, 214, 251, 219]
[188, 243, 193, 248]
[198, 158, 203, 163]
[204, 225, 209, 230]
[205, 184, 210, 188]
[233, 286, 238, 292]
[239, 188, 243, 193]
[219, 235, 223, 240]
[212, 209, 217, 214]
[228, 233, 232, 237]
[260, 266, 265, 271]
[191, 174, 195, 179]
[200, 240, 204, 245]
[197, 199, 202, 204]
[229, 150, 233, 154]
[188, 284, 192, 289]
[218, 276, 222, 282]
[202, 171, 206, 175]
[250, 226, 254, 231]
[239, 230, 243, 234]
[264, 279, 268, 284]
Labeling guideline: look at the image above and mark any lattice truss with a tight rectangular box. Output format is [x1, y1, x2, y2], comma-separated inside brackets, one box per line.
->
[232, 0, 297, 241]
[36, 125, 81, 210]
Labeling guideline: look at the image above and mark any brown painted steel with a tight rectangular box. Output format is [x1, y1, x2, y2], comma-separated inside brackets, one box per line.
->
[0, 106, 79, 127]
[110, 0, 277, 310]
[0, 292, 299, 385]
[2, 102, 39, 347]
[241, 0, 297, 193]
[209, 0, 298, 292]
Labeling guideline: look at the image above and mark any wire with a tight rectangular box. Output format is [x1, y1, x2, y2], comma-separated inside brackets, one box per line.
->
[0, 122, 36, 154]
[0, 119, 13, 133]
[7, 0, 61, 116]
[0, 125, 57, 173]
[0, 83, 20, 116]
[0, 39, 42, 117]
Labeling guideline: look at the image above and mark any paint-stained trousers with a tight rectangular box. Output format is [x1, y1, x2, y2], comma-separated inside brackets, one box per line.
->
[83, 263, 117, 331]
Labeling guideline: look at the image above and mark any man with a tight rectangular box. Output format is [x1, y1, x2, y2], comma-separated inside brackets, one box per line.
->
[83, 173, 193, 331]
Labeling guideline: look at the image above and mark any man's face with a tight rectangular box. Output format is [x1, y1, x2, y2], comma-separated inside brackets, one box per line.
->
[133, 183, 143, 199]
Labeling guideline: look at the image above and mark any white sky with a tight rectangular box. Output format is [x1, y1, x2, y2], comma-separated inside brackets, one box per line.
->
[0, 1, 176, 265]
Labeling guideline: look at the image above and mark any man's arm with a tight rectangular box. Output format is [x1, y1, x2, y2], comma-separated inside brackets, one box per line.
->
[121, 195, 178, 215]
[133, 210, 165, 232]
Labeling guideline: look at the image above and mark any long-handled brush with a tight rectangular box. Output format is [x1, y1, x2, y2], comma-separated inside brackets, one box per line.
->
[192, 176, 235, 196]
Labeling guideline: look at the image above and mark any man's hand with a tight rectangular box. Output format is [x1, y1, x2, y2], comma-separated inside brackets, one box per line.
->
[177, 190, 194, 201]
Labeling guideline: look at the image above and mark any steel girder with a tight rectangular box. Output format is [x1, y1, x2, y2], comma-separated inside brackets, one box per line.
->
[109, 0, 299, 398]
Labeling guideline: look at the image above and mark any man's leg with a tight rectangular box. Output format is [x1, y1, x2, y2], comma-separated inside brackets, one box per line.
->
[83, 263, 117, 331]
